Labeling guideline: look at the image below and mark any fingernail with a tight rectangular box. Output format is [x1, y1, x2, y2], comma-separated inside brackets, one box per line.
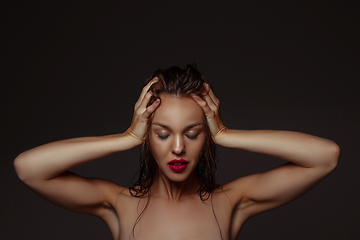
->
[155, 99, 160, 103]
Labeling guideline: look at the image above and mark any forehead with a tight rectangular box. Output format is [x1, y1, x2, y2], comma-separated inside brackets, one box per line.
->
[152, 95, 204, 127]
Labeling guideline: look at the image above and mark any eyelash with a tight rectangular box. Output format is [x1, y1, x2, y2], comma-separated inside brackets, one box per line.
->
[157, 134, 199, 140]
[186, 134, 199, 140]
[158, 135, 169, 140]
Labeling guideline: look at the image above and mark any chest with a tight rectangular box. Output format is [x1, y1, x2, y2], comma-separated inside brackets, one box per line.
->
[118, 197, 224, 240]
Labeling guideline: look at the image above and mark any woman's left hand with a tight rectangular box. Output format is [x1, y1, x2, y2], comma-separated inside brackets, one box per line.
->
[191, 84, 227, 143]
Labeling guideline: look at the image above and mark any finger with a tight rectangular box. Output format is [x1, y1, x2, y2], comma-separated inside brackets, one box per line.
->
[205, 84, 219, 106]
[191, 94, 215, 119]
[135, 77, 158, 109]
[135, 78, 158, 108]
[202, 93, 217, 112]
[137, 91, 153, 112]
[142, 98, 161, 119]
[209, 92, 219, 107]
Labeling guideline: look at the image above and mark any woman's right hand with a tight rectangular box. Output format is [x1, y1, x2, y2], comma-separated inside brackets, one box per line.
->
[126, 77, 160, 142]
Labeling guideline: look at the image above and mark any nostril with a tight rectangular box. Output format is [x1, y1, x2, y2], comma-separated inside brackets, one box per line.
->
[172, 147, 185, 155]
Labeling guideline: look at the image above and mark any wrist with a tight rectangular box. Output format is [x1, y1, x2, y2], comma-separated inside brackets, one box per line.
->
[123, 129, 144, 147]
[213, 126, 229, 145]
[104, 132, 143, 151]
[126, 128, 145, 141]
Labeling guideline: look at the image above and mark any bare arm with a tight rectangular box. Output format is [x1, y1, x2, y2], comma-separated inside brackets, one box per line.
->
[216, 129, 339, 170]
[15, 134, 140, 182]
[218, 130, 339, 213]
[191, 86, 340, 217]
[14, 78, 160, 217]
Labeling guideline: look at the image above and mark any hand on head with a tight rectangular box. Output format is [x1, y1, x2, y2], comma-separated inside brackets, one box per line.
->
[126, 77, 160, 142]
[190, 84, 227, 142]
[127, 79, 226, 143]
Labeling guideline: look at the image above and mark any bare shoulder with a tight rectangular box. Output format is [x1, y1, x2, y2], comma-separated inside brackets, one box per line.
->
[216, 174, 266, 231]
[89, 177, 126, 206]
[110, 186, 149, 213]
[80, 177, 126, 220]
[221, 174, 258, 206]
[90, 179, 146, 216]
[211, 186, 236, 214]
[89, 180, 137, 239]
[220, 173, 270, 219]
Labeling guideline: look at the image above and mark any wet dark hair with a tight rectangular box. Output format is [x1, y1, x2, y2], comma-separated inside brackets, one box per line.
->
[128, 64, 224, 240]
[129, 64, 221, 200]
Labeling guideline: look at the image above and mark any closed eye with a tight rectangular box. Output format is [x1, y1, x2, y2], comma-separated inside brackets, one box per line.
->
[157, 134, 169, 140]
[186, 134, 199, 140]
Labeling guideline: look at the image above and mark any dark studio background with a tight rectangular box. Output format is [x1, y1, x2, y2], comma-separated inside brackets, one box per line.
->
[1, 0, 359, 239]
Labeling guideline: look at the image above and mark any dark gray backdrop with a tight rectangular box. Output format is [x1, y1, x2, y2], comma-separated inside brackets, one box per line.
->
[1, 1, 359, 239]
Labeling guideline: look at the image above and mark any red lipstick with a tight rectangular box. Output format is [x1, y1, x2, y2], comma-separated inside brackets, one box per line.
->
[167, 159, 189, 172]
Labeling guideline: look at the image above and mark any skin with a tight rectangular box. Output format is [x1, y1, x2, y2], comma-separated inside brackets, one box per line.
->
[14, 79, 340, 240]
[149, 95, 206, 187]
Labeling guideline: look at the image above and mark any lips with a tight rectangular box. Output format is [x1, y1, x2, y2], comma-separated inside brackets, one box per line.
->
[167, 159, 189, 172]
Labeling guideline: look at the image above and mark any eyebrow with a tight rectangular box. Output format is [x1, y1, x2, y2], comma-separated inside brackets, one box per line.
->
[152, 122, 203, 130]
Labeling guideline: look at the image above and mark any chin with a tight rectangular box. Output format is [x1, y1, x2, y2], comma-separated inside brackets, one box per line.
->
[169, 174, 191, 183]
[159, 168, 195, 183]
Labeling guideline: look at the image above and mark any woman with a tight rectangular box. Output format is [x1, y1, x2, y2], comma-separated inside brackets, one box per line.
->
[14, 64, 340, 240]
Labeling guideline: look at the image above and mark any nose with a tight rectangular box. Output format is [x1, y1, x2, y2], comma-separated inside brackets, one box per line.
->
[172, 135, 185, 155]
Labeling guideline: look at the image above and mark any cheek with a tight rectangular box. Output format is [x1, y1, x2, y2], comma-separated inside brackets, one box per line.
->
[149, 135, 168, 160]
[188, 138, 206, 158]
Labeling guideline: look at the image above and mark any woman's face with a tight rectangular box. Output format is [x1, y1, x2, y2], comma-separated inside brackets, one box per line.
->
[149, 95, 206, 182]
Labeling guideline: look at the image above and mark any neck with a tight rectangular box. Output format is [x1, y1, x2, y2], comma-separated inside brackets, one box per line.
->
[150, 170, 200, 201]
